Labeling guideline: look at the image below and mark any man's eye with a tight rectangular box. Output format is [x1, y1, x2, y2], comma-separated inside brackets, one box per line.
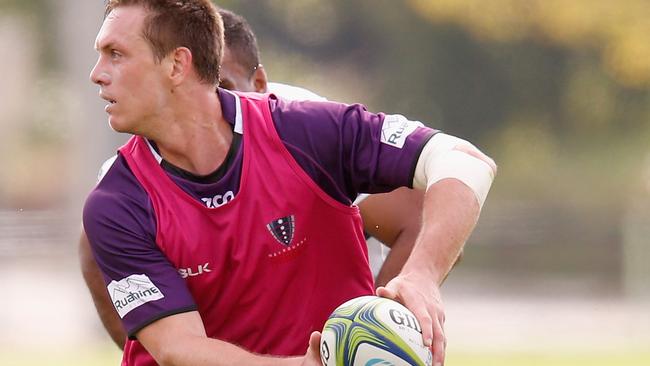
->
[110, 50, 121, 59]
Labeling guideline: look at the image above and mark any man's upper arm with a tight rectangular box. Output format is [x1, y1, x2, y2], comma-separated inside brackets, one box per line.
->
[270, 98, 436, 202]
[82, 172, 197, 339]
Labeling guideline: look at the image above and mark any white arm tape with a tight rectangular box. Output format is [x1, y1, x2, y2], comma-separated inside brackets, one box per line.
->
[413, 133, 495, 209]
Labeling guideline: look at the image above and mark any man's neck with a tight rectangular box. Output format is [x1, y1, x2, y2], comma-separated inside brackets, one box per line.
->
[148, 86, 233, 176]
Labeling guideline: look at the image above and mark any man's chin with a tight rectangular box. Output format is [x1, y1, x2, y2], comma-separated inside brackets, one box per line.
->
[108, 117, 131, 133]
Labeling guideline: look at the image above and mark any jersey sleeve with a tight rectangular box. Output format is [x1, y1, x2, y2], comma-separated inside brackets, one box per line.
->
[269, 97, 437, 203]
[83, 155, 197, 338]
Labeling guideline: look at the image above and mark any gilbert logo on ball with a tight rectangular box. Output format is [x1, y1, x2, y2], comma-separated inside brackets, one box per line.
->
[320, 296, 432, 366]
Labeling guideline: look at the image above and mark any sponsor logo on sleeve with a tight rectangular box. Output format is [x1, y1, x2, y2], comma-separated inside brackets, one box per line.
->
[107, 274, 164, 318]
[380, 114, 423, 149]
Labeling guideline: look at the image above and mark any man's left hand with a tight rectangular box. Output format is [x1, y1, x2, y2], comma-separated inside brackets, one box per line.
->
[376, 272, 445, 366]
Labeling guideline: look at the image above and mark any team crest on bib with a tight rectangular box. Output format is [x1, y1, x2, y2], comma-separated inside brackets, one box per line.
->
[266, 215, 295, 246]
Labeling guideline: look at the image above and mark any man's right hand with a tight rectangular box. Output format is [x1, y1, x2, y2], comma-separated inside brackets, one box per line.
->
[301, 331, 323, 366]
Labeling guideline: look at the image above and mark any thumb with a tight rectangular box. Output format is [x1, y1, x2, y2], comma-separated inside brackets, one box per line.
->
[305, 331, 322, 361]
[375, 285, 398, 300]
[308, 331, 322, 351]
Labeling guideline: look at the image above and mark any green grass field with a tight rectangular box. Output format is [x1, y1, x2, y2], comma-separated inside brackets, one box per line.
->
[2, 347, 649, 366]
[447, 351, 650, 366]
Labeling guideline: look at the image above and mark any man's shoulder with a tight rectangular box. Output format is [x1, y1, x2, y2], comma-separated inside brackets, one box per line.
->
[83, 152, 155, 246]
[85, 154, 148, 215]
[97, 155, 119, 182]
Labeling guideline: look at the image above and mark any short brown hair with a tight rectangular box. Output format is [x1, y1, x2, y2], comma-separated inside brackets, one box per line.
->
[105, 0, 223, 85]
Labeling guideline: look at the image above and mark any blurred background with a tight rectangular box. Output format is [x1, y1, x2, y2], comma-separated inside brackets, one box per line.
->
[1, 0, 649, 365]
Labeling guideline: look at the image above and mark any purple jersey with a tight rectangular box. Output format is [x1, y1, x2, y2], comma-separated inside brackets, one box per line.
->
[83, 89, 436, 339]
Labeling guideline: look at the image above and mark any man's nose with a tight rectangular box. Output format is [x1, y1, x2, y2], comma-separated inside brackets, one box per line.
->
[90, 58, 110, 85]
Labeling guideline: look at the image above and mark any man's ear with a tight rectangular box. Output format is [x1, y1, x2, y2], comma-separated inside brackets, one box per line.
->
[170, 47, 193, 86]
[252, 64, 268, 93]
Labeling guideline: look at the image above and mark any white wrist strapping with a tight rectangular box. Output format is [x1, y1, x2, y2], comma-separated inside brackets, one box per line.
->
[413, 133, 495, 208]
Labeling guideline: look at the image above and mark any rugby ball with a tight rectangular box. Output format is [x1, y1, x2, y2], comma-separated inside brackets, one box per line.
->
[320, 296, 432, 366]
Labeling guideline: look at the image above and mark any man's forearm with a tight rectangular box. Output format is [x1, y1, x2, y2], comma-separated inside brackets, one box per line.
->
[375, 167, 492, 366]
[153, 335, 301, 366]
[136, 311, 320, 366]
[403, 178, 480, 284]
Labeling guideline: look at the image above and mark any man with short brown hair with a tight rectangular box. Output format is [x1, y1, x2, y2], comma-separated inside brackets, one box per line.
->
[84, 1, 495, 365]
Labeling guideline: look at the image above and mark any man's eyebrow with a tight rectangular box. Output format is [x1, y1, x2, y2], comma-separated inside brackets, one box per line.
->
[95, 39, 118, 52]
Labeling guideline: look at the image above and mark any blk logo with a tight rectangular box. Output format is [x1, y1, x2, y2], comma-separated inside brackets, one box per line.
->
[178, 263, 211, 279]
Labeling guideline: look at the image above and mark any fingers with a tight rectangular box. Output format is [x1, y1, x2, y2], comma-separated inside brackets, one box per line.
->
[406, 292, 434, 348]
[422, 291, 445, 366]
[377, 278, 446, 365]
[431, 312, 445, 366]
